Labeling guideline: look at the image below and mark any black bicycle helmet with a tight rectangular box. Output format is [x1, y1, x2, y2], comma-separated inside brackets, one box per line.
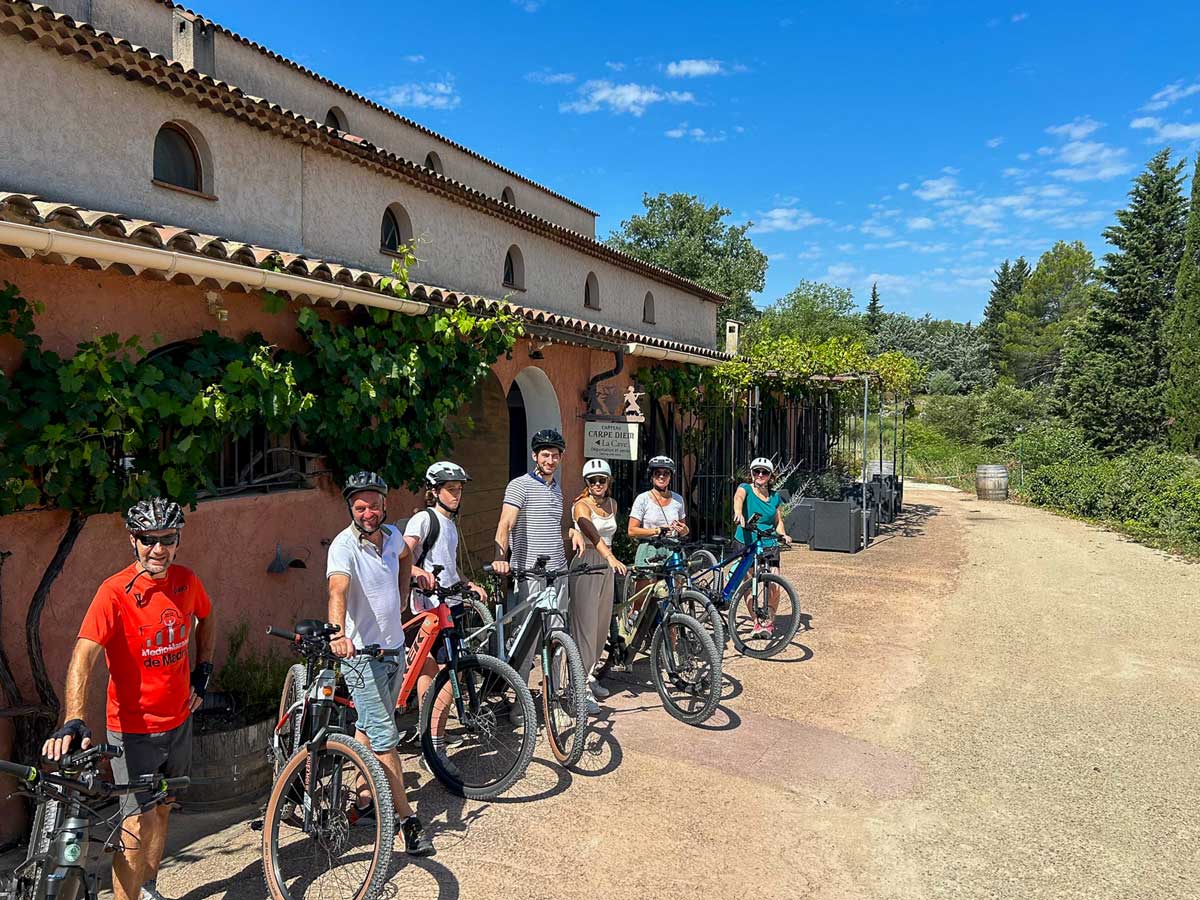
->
[342, 470, 389, 502]
[125, 498, 185, 532]
[531, 428, 566, 452]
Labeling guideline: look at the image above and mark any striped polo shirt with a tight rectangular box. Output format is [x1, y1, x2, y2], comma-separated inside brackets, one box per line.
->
[503, 471, 567, 570]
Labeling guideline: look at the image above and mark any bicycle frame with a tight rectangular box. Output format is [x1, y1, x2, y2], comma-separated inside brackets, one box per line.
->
[487, 582, 568, 678]
[690, 526, 778, 607]
[394, 600, 484, 725]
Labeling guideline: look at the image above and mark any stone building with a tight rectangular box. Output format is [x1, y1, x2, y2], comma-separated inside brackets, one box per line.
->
[0, 0, 729, 796]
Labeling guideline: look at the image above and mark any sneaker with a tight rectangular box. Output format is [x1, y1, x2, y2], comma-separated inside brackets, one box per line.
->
[399, 815, 435, 857]
[588, 676, 610, 699]
[761, 619, 776, 636]
[140, 882, 168, 900]
[348, 799, 376, 826]
[585, 696, 601, 715]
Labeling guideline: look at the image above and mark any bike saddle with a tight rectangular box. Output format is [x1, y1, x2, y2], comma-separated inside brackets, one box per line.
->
[294, 619, 326, 637]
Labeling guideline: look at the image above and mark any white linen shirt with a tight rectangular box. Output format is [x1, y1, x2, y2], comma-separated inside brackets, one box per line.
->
[325, 523, 407, 650]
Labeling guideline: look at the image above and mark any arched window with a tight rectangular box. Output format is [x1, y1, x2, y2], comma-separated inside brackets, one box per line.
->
[324, 106, 348, 131]
[153, 123, 202, 192]
[503, 245, 525, 290]
[643, 291, 656, 324]
[584, 272, 600, 310]
[501, 186, 516, 206]
[380, 203, 413, 254]
[424, 151, 444, 175]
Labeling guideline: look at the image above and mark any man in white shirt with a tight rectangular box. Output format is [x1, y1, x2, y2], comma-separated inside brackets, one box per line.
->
[326, 470, 433, 857]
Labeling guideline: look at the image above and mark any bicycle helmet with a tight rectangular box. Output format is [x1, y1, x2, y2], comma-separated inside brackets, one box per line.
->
[647, 455, 676, 474]
[531, 428, 566, 452]
[342, 470, 389, 502]
[582, 459, 612, 479]
[749, 457, 775, 474]
[425, 461, 471, 487]
[125, 498, 185, 532]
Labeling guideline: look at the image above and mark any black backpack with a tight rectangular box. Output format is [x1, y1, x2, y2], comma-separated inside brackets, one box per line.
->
[413, 508, 441, 569]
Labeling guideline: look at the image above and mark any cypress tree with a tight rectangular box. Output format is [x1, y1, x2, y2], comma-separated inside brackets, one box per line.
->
[1165, 153, 1200, 453]
[865, 282, 884, 335]
[982, 256, 1029, 370]
[1056, 149, 1187, 451]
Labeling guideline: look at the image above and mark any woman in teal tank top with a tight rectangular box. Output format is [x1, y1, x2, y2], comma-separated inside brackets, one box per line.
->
[731, 458, 792, 636]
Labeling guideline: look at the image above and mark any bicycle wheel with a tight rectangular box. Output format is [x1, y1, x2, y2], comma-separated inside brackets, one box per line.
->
[650, 613, 721, 725]
[274, 664, 307, 772]
[727, 573, 801, 659]
[419, 653, 536, 799]
[686, 549, 720, 595]
[679, 587, 726, 651]
[541, 630, 588, 767]
[460, 597, 495, 655]
[262, 733, 393, 900]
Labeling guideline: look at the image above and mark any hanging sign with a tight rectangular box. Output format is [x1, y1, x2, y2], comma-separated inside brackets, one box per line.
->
[584, 420, 640, 460]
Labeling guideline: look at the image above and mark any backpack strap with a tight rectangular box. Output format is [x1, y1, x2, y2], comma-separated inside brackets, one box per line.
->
[415, 508, 441, 569]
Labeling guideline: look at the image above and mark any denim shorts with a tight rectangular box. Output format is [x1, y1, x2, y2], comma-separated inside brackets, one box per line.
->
[342, 655, 402, 752]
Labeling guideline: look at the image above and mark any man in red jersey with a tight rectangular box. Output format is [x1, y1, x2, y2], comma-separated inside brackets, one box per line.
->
[42, 498, 215, 900]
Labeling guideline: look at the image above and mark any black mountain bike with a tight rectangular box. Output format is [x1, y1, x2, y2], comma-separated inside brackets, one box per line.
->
[0, 745, 189, 900]
[263, 622, 401, 900]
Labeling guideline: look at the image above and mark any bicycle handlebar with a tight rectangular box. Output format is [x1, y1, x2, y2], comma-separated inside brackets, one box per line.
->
[266, 625, 299, 642]
[0, 758, 36, 781]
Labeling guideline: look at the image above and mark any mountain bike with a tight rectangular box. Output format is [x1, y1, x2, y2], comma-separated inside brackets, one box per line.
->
[0, 744, 189, 900]
[684, 514, 802, 659]
[594, 542, 723, 725]
[467, 557, 607, 767]
[397, 573, 536, 799]
[263, 622, 400, 900]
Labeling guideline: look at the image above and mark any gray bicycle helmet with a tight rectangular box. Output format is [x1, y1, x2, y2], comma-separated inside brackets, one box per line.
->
[342, 470, 389, 501]
[426, 461, 471, 486]
[125, 498, 185, 532]
[647, 455, 676, 474]
[531, 428, 566, 452]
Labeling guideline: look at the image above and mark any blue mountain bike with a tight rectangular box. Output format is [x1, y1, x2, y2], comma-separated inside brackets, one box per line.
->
[685, 514, 801, 659]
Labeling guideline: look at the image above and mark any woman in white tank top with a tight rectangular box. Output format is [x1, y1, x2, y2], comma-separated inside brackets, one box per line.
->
[569, 459, 628, 705]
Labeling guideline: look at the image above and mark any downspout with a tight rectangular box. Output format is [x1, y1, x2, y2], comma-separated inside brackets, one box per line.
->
[0, 220, 430, 316]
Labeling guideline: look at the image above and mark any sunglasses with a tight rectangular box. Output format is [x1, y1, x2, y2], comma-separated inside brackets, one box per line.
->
[752, 469, 772, 477]
[651, 470, 672, 478]
[586, 476, 610, 485]
[134, 533, 179, 548]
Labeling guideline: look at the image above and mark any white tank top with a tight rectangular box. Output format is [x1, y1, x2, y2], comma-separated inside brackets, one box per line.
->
[578, 505, 618, 549]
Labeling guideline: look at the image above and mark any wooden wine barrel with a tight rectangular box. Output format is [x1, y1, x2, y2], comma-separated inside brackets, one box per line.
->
[975, 465, 1009, 501]
[186, 716, 274, 810]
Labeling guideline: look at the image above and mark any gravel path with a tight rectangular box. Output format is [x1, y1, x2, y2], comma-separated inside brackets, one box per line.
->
[65, 489, 1196, 899]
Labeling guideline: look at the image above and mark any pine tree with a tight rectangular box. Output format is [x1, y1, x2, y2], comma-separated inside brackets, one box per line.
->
[865, 282, 884, 335]
[1165, 153, 1200, 454]
[982, 256, 1029, 370]
[1056, 149, 1187, 451]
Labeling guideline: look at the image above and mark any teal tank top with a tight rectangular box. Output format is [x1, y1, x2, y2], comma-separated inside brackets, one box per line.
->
[735, 483, 781, 547]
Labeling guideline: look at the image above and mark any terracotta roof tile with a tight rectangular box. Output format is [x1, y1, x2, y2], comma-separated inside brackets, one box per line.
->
[0, 1, 727, 307]
[0, 191, 731, 363]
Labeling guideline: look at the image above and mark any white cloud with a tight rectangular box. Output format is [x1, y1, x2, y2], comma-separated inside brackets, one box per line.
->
[512, 0, 543, 11]
[1143, 80, 1200, 112]
[907, 216, 935, 231]
[914, 176, 960, 202]
[861, 221, 896, 238]
[605, 61, 626, 72]
[1130, 116, 1200, 142]
[666, 59, 723, 78]
[942, 166, 961, 175]
[1003, 167, 1025, 178]
[401, 54, 425, 63]
[1036, 146, 1055, 156]
[1018, 152, 1032, 161]
[986, 137, 1004, 148]
[837, 243, 856, 253]
[767, 252, 789, 262]
[560, 80, 694, 116]
[1050, 140, 1133, 181]
[664, 122, 727, 143]
[897, 182, 911, 191]
[823, 263, 858, 283]
[375, 79, 461, 110]
[1011, 12, 1028, 23]
[1046, 116, 1103, 140]
[525, 70, 575, 85]
[750, 206, 830, 233]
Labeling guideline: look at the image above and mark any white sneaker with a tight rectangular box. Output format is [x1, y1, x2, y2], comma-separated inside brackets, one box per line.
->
[140, 882, 168, 900]
[588, 676, 610, 699]
[585, 696, 601, 715]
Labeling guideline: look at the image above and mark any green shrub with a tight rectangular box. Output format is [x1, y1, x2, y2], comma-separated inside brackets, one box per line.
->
[920, 394, 982, 444]
[976, 384, 1052, 447]
[926, 370, 959, 395]
[214, 621, 293, 726]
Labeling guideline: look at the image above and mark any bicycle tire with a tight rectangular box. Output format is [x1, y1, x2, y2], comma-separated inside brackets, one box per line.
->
[460, 596, 495, 655]
[541, 630, 588, 767]
[274, 663, 307, 771]
[686, 549, 720, 595]
[419, 653, 536, 799]
[650, 613, 721, 725]
[262, 733, 393, 900]
[679, 587, 726, 651]
[726, 573, 801, 659]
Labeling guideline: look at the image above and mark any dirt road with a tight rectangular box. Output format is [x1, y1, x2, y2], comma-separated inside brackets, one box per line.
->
[122, 489, 1200, 898]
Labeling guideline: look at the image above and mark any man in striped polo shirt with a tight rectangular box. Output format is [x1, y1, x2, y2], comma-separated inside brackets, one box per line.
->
[493, 428, 585, 679]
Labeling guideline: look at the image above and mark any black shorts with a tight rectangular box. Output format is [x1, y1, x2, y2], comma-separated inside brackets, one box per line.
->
[109, 717, 192, 816]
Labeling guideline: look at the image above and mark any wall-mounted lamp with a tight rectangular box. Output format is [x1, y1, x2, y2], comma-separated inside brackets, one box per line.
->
[205, 291, 229, 322]
[528, 339, 550, 360]
[267, 543, 309, 574]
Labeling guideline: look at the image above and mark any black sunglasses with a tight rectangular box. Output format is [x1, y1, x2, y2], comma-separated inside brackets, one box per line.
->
[134, 533, 179, 547]
[586, 476, 610, 485]
[752, 469, 772, 477]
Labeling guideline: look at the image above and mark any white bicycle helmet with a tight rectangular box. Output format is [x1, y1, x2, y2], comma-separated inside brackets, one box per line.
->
[582, 459, 612, 479]
[426, 460, 471, 486]
[749, 457, 775, 474]
[647, 455, 676, 474]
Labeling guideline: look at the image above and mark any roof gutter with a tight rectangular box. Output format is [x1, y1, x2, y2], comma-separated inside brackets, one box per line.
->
[623, 342, 727, 368]
[0, 220, 430, 316]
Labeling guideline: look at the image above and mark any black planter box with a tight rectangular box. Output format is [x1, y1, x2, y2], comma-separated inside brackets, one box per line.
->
[810, 500, 863, 553]
[784, 498, 815, 544]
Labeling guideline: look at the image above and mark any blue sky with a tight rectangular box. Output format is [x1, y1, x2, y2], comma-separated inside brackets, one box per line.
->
[196, 1, 1200, 322]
